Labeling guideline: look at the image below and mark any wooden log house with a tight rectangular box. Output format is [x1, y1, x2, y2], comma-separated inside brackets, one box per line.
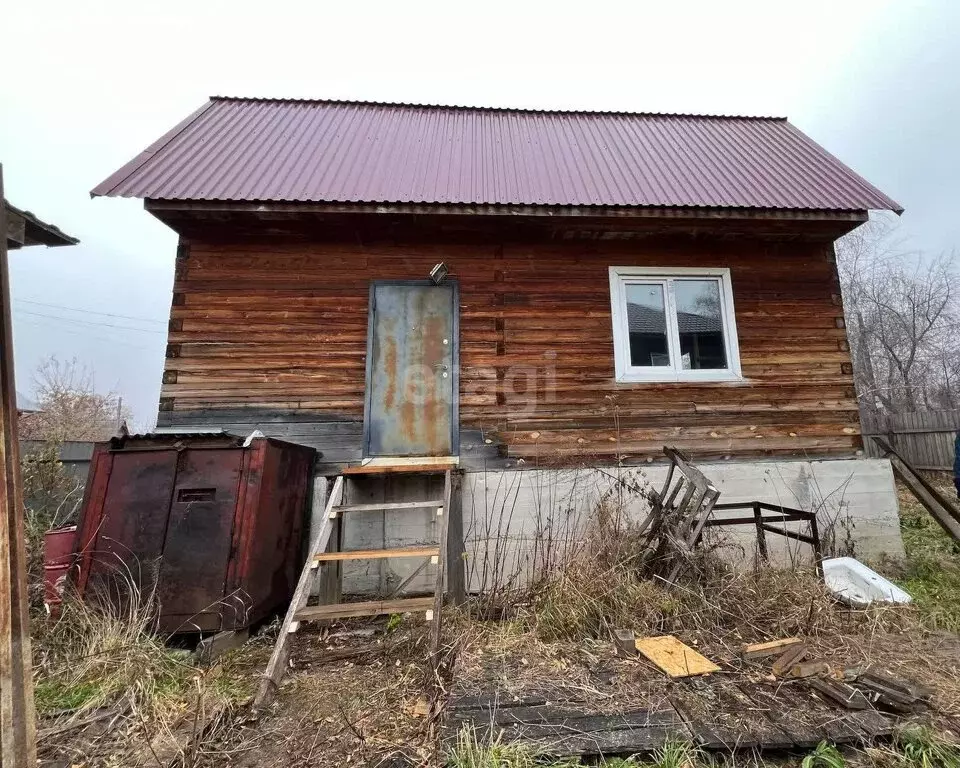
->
[93, 98, 907, 575]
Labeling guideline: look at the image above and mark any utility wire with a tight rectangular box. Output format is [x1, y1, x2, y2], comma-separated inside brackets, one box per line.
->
[14, 316, 157, 351]
[14, 297, 167, 325]
[14, 309, 167, 335]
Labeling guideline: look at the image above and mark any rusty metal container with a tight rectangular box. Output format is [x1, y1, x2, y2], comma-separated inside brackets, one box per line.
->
[72, 433, 314, 633]
[43, 525, 77, 611]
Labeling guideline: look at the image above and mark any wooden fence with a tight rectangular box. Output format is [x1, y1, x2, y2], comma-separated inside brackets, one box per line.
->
[861, 410, 960, 471]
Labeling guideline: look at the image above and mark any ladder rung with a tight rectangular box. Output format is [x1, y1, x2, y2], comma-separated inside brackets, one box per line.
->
[334, 500, 444, 513]
[314, 546, 439, 563]
[295, 597, 434, 621]
[342, 462, 455, 475]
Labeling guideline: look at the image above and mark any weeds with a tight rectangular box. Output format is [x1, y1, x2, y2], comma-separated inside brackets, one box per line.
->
[32, 574, 255, 766]
[886, 479, 960, 632]
[633, 740, 707, 768]
[524, 503, 893, 644]
[447, 726, 559, 767]
[886, 726, 960, 767]
[801, 741, 845, 768]
[32, 583, 192, 717]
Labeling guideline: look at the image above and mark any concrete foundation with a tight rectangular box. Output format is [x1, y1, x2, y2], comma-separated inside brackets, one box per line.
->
[319, 458, 904, 595]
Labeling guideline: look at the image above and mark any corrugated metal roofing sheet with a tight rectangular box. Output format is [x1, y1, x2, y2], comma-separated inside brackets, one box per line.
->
[92, 98, 902, 213]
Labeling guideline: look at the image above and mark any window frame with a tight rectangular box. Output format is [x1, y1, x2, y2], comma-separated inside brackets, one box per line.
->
[608, 266, 743, 383]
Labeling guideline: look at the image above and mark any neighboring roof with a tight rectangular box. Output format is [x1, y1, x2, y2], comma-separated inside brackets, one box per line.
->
[15, 390, 40, 413]
[5, 200, 79, 249]
[627, 303, 722, 336]
[92, 97, 902, 214]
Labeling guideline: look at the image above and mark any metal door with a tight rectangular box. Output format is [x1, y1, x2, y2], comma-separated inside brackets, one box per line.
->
[156, 448, 243, 631]
[83, 451, 179, 603]
[363, 281, 458, 457]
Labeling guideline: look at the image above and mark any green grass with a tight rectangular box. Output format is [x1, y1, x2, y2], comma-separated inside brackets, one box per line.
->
[34, 679, 103, 713]
[890, 726, 960, 768]
[801, 741, 845, 768]
[890, 480, 960, 632]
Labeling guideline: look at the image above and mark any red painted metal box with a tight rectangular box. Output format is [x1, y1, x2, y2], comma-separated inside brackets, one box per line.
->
[73, 433, 315, 633]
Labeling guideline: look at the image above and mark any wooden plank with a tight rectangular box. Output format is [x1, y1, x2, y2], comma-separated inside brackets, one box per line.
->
[314, 545, 439, 562]
[887, 453, 960, 543]
[342, 462, 457, 475]
[333, 499, 444, 513]
[635, 636, 720, 678]
[741, 637, 803, 660]
[449, 704, 679, 728]
[430, 470, 453, 658]
[445, 471, 467, 606]
[294, 596, 433, 621]
[0, 168, 38, 767]
[807, 678, 870, 710]
[772, 644, 808, 677]
[457, 722, 685, 757]
[858, 669, 932, 701]
[253, 476, 343, 710]
[447, 687, 595, 711]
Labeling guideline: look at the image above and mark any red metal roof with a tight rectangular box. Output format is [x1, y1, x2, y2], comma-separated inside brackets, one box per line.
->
[92, 97, 902, 213]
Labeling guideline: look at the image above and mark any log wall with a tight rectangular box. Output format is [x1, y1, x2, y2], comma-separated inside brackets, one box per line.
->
[160, 232, 861, 468]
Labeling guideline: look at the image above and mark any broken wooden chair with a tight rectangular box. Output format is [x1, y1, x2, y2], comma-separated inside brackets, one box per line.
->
[639, 447, 721, 585]
[638, 447, 825, 582]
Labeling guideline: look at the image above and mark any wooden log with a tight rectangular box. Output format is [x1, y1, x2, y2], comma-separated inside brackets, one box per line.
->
[787, 660, 832, 679]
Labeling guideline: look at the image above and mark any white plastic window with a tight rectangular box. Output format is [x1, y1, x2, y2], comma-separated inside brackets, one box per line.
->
[608, 267, 743, 383]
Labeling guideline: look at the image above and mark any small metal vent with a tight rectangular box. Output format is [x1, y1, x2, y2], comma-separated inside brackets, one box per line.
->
[177, 488, 216, 503]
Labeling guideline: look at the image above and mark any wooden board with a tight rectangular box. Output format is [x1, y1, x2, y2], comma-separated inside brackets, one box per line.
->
[314, 545, 439, 562]
[448, 680, 900, 758]
[741, 638, 803, 660]
[294, 596, 433, 620]
[635, 636, 720, 678]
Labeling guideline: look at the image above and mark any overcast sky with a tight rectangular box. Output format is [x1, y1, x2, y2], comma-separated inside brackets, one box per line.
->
[2, 1, 958, 427]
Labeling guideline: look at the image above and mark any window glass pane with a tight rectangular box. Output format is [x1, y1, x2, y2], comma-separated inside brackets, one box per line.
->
[625, 283, 670, 367]
[674, 279, 727, 370]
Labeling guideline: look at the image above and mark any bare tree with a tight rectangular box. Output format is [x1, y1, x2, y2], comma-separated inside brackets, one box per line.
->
[18, 356, 132, 441]
[837, 214, 959, 413]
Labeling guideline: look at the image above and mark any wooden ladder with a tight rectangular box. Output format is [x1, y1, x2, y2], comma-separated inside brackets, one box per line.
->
[254, 465, 459, 709]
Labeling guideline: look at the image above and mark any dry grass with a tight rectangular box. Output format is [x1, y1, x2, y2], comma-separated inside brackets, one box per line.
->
[33, 580, 257, 767]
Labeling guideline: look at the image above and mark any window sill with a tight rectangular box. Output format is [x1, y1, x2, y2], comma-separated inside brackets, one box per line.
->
[615, 371, 746, 384]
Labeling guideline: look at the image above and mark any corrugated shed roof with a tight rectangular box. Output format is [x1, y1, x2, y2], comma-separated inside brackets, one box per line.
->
[92, 97, 902, 213]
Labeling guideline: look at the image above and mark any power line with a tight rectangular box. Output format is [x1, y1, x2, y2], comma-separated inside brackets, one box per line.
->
[14, 297, 167, 325]
[14, 316, 157, 351]
[14, 309, 167, 335]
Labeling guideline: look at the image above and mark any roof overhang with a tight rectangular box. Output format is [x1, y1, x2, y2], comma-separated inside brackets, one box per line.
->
[145, 199, 870, 241]
[4, 200, 79, 249]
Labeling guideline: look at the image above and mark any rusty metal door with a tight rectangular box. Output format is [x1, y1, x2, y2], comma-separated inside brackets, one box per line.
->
[156, 448, 243, 631]
[363, 281, 458, 457]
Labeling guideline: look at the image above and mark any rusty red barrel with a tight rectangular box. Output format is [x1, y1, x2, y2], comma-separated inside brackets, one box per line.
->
[43, 526, 77, 610]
